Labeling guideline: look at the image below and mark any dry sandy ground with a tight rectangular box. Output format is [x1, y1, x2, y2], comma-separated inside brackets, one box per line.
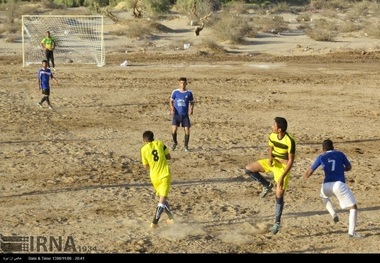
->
[1, 9, 380, 257]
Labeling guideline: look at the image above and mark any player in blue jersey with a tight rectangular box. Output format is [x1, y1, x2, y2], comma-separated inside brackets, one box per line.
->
[37, 59, 58, 109]
[304, 139, 361, 238]
[169, 77, 195, 152]
[141, 130, 174, 228]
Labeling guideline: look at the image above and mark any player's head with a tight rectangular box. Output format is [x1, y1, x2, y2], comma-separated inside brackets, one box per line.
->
[46, 31, 50, 36]
[143, 130, 154, 143]
[274, 117, 287, 132]
[179, 77, 187, 83]
[42, 59, 48, 67]
[322, 139, 334, 151]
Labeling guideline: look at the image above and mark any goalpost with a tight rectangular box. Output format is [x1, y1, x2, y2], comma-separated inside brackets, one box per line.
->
[22, 15, 105, 67]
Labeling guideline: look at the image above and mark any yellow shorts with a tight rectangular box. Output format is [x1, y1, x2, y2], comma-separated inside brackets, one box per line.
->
[151, 176, 171, 197]
[258, 158, 291, 190]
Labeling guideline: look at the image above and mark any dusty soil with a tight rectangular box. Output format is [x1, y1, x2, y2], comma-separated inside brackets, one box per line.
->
[1, 7, 380, 256]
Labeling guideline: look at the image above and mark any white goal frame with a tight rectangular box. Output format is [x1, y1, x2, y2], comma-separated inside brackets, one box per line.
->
[22, 15, 105, 67]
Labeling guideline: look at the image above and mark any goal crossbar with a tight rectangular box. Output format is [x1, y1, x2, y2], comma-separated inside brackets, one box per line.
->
[22, 15, 105, 67]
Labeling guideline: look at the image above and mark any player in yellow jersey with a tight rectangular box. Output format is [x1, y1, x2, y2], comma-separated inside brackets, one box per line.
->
[41, 31, 56, 70]
[244, 117, 296, 234]
[140, 130, 174, 228]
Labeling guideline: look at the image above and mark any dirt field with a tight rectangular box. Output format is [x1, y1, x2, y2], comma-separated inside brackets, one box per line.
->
[1, 8, 380, 256]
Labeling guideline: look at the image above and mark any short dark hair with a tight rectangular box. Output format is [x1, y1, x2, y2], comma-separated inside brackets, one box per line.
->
[179, 77, 187, 82]
[42, 59, 48, 63]
[275, 117, 287, 132]
[143, 130, 154, 142]
[322, 139, 334, 151]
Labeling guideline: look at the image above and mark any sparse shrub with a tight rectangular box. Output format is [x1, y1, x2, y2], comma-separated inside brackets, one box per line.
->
[340, 20, 363, 33]
[296, 13, 311, 22]
[126, 21, 152, 38]
[41, 0, 65, 9]
[223, 0, 248, 15]
[319, 8, 340, 18]
[309, 0, 350, 10]
[200, 38, 225, 52]
[109, 19, 168, 39]
[142, 0, 172, 18]
[305, 18, 339, 41]
[253, 15, 289, 34]
[175, 0, 218, 25]
[211, 12, 254, 44]
[269, 2, 290, 14]
[349, 0, 372, 18]
[363, 20, 380, 39]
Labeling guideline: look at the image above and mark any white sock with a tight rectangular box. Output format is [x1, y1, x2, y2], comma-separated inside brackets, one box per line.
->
[348, 209, 357, 235]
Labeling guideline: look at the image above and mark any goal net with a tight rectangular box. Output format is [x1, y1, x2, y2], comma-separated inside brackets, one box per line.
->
[22, 15, 105, 67]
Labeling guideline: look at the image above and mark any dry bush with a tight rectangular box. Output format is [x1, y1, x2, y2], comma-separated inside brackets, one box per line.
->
[4, 33, 19, 43]
[305, 18, 339, 41]
[362, 20, 380, 39]
[211, 13, 254, 44]
[253, 15, 289, 34]
[349, 0, 372, 18]
[0, 23, 19, 35]
[40, 0, 65, 9]
[339, 20, 364, 33]
[268, 2, 290, 14]
[109, 19, 169, 39]
[49, 7, 93, 15]
[296, 13, 311, 22]
[199, 38, 225, 52]
[319, 8, 340, 18]
[309, 0, 350, 10]
[223, 0, 249, 15]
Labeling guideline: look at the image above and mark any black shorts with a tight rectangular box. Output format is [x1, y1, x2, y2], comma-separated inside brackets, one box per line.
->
[42, 89, 50, 95]
[172, 115, 191, 127]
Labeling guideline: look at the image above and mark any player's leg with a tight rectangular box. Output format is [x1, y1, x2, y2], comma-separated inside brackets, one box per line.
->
[51, 51, 55, 68]
[44, 89, 52, 109]
[171, 115, 180, 150]
[45, 50, 51, 68]
[321, 182, 338, 222]
[151, 179, 171, 227]
[334, 182, 360, 237]
[39, 90, 48, 105]
[272, 164, 288, 234]
[183, 116, 191, 151]
[244, 159, 273, 196]
[151, 202, 165, 226]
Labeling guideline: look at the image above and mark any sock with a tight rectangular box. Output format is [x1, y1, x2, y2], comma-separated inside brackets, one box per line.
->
[152, 203, 165, 225]
[275, 197, 284, 223]
[172, 133, 177, 144]
[348, 208, 358, 235]
[184, 134, 190, 147]
[164, 201, 174, 220]
[244, 169, 269, 186]
[322, 198, 337, 219]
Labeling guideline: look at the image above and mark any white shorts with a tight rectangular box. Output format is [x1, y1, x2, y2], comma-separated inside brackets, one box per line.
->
[320, 181, 356, 209]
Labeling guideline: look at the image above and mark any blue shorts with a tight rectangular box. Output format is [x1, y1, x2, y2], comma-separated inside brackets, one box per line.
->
[172, 115, 191, 127]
